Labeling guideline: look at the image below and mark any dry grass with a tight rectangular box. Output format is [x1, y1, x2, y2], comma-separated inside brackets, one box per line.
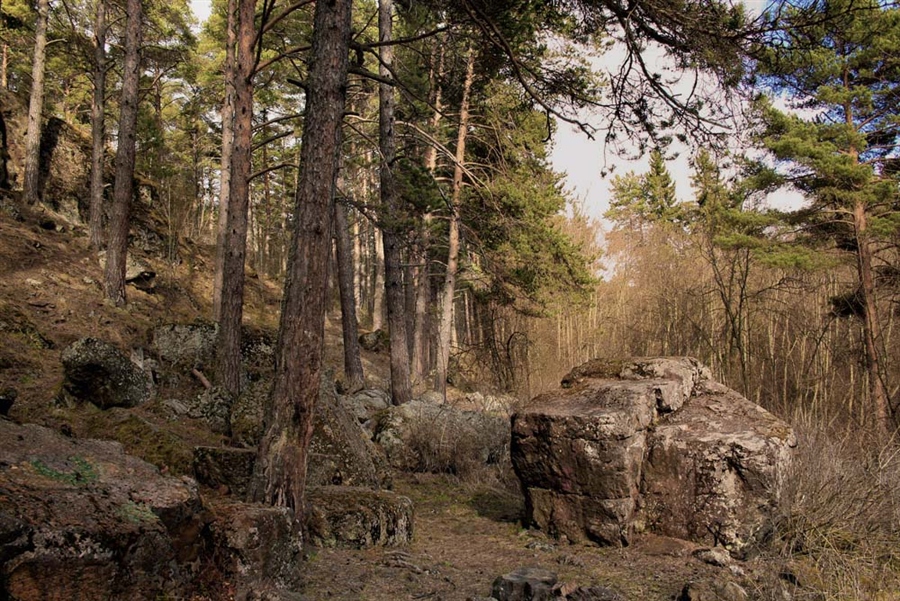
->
[764, 427, 900, 599]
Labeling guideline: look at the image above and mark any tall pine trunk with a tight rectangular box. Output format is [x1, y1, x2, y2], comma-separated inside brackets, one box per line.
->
[103, 0, 142, 305]
[251, 0, 352, 522]
[88, 0, 107, 249]
[434, 46, 475, 398]
[212, 0, 237, 321]
[214, 0, 254, 396]
[853, 200, 892, 433]
[379, 0, 411, 406]
[412, 42, 444, 384]
[334, 195, 365, 391]
[22, 0, 49, 205]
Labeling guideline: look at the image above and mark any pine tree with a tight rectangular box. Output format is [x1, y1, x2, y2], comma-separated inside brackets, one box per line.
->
[756, 0, 900, 434]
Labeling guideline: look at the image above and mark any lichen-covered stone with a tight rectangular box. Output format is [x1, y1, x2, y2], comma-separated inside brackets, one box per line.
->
[149, 321, 217, 368]
[0, 419, 207, 601]
[512, 357, 794, 552]
[342, 388, 390, 423]
[206, 499, 301, 590]
[374, 400, 509, 471]
[640, 381, 796, 551]
[306, 486, 414, 548]
[61, 337, 154, 409]
[231, 376, 390, 488]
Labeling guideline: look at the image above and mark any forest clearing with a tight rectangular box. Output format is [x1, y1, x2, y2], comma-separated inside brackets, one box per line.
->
[2, 0, 900, 599]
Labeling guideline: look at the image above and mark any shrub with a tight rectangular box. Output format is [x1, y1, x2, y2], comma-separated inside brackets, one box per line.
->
[764, 427, 900, 599]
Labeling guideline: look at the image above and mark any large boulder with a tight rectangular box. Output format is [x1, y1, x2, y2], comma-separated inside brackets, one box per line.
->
[511, 358, 794, 553]
[61, 337, 154, 409]
[640, 380, 795, 550]
[0, 419, 207, 600]
[306, 486, 414, 548]
[149, 322, 275, 384]
[205, 499, 301, 591]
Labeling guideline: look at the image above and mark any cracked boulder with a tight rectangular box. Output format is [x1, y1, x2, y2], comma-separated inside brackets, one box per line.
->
[0, 419, 207, 601]
[61, 337, 154, 409]
[511, 357, 794, 552]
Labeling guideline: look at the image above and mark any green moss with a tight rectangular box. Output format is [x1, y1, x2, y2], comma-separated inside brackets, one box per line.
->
[30, 455, 98, 485]
[110, 415, 194, 475]
[116, 500, 159, 524]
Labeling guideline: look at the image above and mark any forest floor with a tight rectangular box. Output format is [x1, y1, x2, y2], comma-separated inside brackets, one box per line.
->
[0, 201, 797, 600]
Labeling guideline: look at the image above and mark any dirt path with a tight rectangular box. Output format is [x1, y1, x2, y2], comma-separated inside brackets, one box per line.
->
[298, 473, 735, 600]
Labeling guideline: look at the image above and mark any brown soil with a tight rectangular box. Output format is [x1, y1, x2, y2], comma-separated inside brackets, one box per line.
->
[296, 472, 749, 600]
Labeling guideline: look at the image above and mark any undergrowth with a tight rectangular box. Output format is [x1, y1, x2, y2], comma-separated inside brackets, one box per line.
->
[765, 427, 900, 600]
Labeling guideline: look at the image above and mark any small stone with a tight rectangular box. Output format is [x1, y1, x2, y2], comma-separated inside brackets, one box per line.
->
[525, 540, 555, 552]
[0, 388, 16, 416]
[491, 567, 558, 601]
[24, 278, 41, 287]
[694, 547, 732, 567]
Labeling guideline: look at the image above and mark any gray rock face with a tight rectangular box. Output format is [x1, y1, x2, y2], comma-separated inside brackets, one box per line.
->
[206, 499, 301, 590]
[230, 376, 390, 489]
[61, 337, 154, 409]
[640, 381, 795, 551]
[342, 388, 390, 423]
[149, 321, 217, 368]
[149, 322, 275, 382]
[306, 486, 414, 548]
[511, 357, 794, 553]
[0, 419, 207, 601]
[308, 378, 389, 488]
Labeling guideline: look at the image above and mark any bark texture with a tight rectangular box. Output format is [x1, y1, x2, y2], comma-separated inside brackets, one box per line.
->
[212, 0, 237, 321]
[215, 0, 254, 395]
[22, 0, 49, 206]
[251, 0, 352, 523]
[853, 199, 892, 432]
[434, 46, 475, 398]
[103, 0, 142, 305]
[334, 197, 365, 391]
[379, 0, 411, 406]
[89, 0, 107, 249]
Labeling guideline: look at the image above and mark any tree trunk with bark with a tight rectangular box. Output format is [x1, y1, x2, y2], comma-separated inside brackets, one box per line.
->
[412, 41, 445, 384]
[212, 0, 237, 321]
[103, 0, 142, 305]
[434, 46, 475, 398]
[214, 0, 254, 396]
[379, 0, 411, 406]
[372, 227, 385, 330]
[251, 0, 352, 524]
[22, 0, 50, 205]
[334, 196, 365, 391]
[853, 199, 893, 434]
[88, 0, 107, 249]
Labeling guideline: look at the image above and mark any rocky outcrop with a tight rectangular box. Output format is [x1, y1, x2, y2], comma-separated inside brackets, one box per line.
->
[61, 337, 154, 409]
[205, 499, 301, 591]
[306, 486, 414, 548]
[511, 357, 795, 553]
[0, 419, 207, 601]
[149, 321, 275, 384]
[232, 376, 389, 489]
